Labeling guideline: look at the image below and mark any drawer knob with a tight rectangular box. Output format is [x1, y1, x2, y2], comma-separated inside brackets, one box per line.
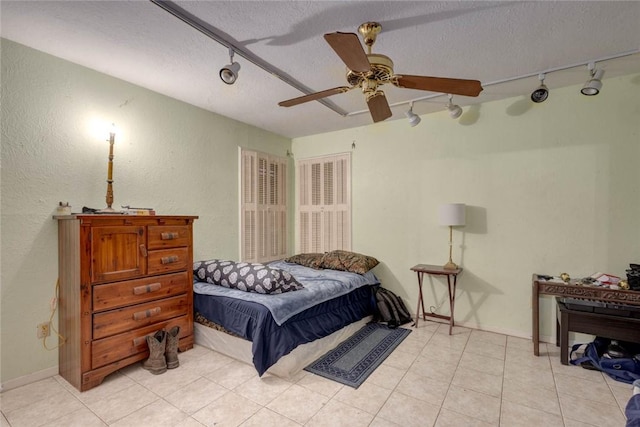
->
[161, 232, 179, 240]
[132, 307, 161, 321]
[133, 282, 162, 295]
[161, 255, 179, 265]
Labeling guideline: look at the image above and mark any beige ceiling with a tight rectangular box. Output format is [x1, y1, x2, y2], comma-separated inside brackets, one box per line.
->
[2, 1, 639, 139]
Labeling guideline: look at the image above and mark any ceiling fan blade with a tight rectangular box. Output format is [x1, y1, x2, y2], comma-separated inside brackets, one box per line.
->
[324, 32, 371, 73]
[279, 86, 352, 107]
[395, 75, 483, 97]
[366, 91, 392, 123]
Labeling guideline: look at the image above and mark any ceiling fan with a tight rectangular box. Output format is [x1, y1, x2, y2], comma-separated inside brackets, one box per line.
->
[278, 22, 483, 123]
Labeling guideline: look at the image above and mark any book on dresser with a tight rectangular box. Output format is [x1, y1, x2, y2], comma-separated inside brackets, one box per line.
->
[56, 214, 198, 391]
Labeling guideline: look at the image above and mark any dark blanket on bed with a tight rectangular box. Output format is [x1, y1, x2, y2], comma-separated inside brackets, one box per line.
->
[194, 284, 377, 376]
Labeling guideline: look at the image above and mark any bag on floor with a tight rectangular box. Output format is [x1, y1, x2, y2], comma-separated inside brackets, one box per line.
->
[570, 336, 640, 384]
[374, 287, 412, 328]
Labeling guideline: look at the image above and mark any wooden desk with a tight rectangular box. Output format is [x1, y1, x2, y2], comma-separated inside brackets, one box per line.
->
[532, 274, 640, 356]
[556, 300, 640, 365]
[411, 264, 462, 335]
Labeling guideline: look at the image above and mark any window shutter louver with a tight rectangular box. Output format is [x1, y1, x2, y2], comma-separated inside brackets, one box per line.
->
[312, 211, 322, 252]
[299, 212, 309, 253]
[296, 153, 351, 254]
[241, 149, 288, 263]
[241, 151, 257, 261]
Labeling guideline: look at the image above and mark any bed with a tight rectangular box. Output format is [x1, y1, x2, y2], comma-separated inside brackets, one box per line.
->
[192, 252, 380, 377]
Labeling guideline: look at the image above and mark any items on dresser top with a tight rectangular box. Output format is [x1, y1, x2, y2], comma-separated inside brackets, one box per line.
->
[57, 214, 197, 391]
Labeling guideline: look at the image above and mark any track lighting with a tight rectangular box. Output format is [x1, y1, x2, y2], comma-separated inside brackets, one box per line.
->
[220, 48, 241, 85]
[446, 94, 463, 119]
[581, 62, 604, 96]
[405, 102, 421, 127]
[531, 73, 549, 103]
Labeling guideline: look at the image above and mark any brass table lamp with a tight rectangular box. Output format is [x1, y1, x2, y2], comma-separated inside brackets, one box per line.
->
[438, 203, 466, 270]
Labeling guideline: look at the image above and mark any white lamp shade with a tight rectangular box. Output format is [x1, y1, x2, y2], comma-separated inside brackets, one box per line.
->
[438, 203, 466, 226]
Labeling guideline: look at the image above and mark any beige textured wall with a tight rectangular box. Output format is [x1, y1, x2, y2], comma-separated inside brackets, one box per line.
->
[0, 39, 292, 387]
[292, 73, 640, 341]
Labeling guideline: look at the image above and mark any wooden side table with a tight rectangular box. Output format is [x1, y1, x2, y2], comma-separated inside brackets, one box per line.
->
[411, 264, 463, 335]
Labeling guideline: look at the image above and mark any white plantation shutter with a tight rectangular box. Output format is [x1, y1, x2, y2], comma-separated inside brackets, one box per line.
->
[241, 150, 257, 261]
[297, 153, 351, 253]
[241, 149, 288, 263]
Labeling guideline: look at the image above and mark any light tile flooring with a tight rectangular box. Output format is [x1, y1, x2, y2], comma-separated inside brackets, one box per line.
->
[0, 321, 633, 427]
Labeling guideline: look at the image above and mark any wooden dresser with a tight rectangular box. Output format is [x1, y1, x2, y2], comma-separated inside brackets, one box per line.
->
[57, 214, 197, 391]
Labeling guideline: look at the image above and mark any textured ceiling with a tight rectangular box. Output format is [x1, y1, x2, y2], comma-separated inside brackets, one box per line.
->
[2, 1, 639, 138]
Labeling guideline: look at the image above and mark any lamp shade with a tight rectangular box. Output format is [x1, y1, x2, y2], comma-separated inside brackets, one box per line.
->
[438, 203, 466, 227]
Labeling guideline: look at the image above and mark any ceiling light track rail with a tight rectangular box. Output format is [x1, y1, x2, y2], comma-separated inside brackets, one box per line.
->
[149, 0, 348, 116]
[346, 48, 640, 117]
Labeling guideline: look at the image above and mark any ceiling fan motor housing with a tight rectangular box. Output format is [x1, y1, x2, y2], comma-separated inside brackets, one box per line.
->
[347, 53, 394, 88]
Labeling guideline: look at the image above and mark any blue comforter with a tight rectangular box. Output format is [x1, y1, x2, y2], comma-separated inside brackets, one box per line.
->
[193, 260, 379, 326]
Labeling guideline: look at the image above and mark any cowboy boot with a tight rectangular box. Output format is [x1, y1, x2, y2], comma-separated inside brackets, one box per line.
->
[165, 326, 181, 369]
[142, 330, 167, 375]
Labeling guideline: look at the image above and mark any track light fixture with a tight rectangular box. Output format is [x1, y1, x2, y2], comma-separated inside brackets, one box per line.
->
[405, 102, 421, 127]
[531, 73, 549, 103]
[446, 94, 463, 119]
[581, 62, 604, 96]
[220, 47, 241, 85]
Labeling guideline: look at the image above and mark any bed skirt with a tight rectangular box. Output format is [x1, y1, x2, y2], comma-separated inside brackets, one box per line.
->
[194, 315, 373, 378]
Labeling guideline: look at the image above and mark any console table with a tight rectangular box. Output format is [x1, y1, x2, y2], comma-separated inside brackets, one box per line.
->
[532, 274, 640, 356]
[411, 264, 462, 335]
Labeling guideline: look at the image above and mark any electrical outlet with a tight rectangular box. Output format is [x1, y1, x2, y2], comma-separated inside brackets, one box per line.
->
[37, 322, 50, 339]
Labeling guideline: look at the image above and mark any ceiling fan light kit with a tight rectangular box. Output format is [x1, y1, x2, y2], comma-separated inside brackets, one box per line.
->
[278, 21, 483, 124]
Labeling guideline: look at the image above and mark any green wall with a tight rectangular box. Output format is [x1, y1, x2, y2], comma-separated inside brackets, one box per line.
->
[0, 39, 293, 388]
[2, 36, 639, 389]
[292, 72, 640, 341]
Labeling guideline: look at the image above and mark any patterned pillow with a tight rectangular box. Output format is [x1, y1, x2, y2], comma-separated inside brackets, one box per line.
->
[193, 260, 304, 294]
[284, 253, 325, 269]
[319, 250, 379, 275]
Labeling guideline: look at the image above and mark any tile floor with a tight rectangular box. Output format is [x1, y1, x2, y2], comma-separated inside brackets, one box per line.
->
[0, 321, 633, 426]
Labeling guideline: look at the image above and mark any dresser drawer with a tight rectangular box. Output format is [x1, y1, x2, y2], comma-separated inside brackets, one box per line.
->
[93, 272, 190, 312]
[147, 247, 189, 275]
[91, 315, 191, 369]
[147, 225, 190, 250]
[93, 295, 189, 340]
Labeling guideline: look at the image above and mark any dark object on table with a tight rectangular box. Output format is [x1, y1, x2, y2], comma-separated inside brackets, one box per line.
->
[627, 264, 640, 291]
[82, 206, 98, 213]
[580, 276, 597, 285]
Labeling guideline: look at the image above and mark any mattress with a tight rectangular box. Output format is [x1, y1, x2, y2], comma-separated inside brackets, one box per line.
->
[194, 315, 372, 377]
[193, 283, 377, 375]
